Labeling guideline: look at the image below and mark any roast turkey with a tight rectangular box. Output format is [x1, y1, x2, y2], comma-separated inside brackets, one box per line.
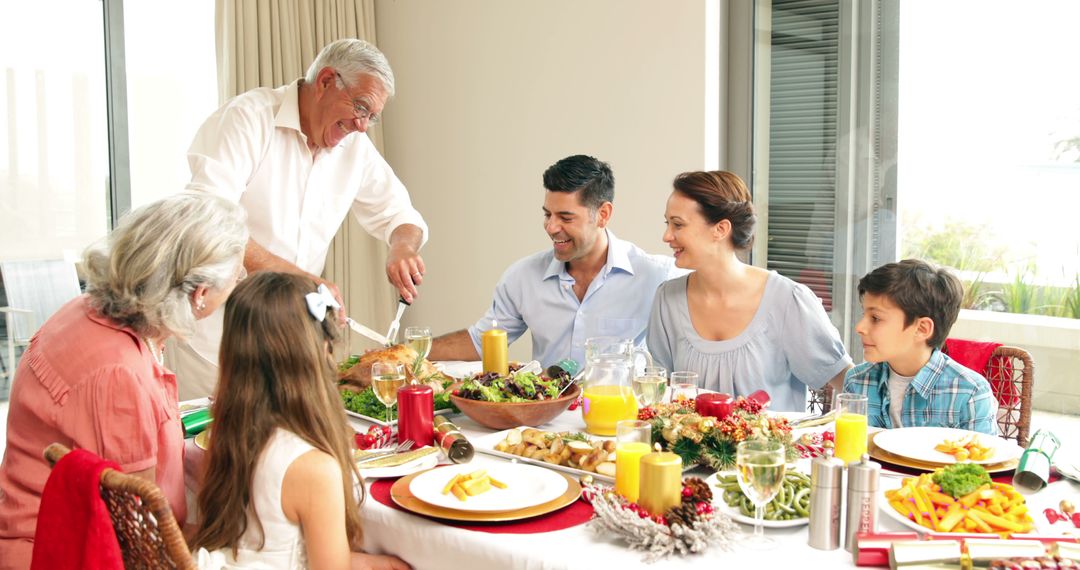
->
[338, 344, 444, 394]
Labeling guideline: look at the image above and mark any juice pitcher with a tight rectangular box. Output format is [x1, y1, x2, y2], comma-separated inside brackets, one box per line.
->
[581, 354, 637, 436]
[583, 336, 653, 373]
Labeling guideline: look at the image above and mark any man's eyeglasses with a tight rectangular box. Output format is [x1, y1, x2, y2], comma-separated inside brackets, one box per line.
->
[334, 71, 381, 126]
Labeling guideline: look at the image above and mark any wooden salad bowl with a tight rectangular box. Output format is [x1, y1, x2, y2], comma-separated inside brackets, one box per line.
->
[449, 384, 582, 430]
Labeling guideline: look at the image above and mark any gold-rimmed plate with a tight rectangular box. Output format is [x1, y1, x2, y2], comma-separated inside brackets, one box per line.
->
[389, 468, 582, 522]
[868, 431, 1017, 474]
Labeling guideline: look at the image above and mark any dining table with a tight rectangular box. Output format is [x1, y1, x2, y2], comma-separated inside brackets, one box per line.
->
[181, 363, 1080, 570]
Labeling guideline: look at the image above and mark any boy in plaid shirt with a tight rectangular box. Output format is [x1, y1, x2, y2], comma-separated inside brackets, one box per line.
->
[843, 259, 997, 434]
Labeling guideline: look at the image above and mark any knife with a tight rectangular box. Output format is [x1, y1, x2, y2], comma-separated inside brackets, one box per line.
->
[346, 317, 390, 346]
[384, 297, 410, 346]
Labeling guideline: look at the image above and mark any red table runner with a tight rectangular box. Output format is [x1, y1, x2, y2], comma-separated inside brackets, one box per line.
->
[368, 478, 594, 534]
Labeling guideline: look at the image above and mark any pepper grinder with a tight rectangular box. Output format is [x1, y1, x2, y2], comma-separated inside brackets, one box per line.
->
[808, 450, 845, 550]
[844, 454, 880, 551]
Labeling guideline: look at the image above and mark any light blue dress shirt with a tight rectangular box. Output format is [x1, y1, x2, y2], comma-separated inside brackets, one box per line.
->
[468, 230, 679, 368]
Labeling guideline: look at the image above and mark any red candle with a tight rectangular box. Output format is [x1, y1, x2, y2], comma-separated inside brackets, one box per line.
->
[396, 384, 434, 447]
[695, 393, 735, 420]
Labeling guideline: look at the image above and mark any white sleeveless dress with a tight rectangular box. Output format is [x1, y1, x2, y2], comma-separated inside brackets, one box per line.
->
[197, 428, 314, 569]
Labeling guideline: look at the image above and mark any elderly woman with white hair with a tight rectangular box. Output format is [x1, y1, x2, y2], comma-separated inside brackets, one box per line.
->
[0, 193, 248, 567]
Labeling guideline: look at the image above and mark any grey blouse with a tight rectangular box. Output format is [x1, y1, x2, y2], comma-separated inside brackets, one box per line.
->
[646, 271, 852, 412]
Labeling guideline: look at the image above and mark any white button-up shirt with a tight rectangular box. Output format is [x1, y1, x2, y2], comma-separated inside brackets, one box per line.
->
[180, 79, 427, 397]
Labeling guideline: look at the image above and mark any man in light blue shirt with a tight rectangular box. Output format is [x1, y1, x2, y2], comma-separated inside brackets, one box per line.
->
[428, 155, 679, 368]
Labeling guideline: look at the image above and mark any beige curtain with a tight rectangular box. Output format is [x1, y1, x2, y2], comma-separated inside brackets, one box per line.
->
[215, 0, 394, 352]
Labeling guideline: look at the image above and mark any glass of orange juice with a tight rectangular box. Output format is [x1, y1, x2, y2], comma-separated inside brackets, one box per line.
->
[615, 420, 652, 503]
[834, 392, 868, 464]
[582, 356, 637, 436]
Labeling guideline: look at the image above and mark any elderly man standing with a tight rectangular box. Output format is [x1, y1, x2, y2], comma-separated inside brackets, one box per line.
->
[172, 39, 428, 399]
[428, 154, 680, 369]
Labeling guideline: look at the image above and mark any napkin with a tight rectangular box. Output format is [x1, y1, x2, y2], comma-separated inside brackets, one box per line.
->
[355, 446, 439, 469]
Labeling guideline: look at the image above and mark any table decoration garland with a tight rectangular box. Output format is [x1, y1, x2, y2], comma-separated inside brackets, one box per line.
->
[637, 396, 797, 471]
[585, 477, 740, 562]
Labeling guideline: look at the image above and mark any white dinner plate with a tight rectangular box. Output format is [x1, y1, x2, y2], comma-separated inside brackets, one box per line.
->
[358, 452, 440, 479]
[705, 470, 810, 528]
[878, 485, 1000, 536]
[872, 427, 1023, 465]
[409, 463, 568, 513]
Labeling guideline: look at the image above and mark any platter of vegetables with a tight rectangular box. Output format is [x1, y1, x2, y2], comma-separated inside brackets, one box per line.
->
[706, 470, 811, 528]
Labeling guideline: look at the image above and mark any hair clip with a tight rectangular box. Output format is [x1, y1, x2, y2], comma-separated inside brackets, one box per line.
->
[305, 284, 340, 321]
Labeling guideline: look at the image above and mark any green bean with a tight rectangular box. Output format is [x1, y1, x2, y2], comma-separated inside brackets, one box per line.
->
[793, 488, 811, 517]
[718, 470, 813, 521]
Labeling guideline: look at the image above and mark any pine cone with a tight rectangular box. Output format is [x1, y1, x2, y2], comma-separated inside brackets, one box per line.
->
[665, 502, 698, 529]
[683, 477, 713, 503]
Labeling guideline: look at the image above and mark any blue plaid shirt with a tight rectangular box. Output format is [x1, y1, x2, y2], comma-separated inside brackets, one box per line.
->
[843, 349, 998, 435]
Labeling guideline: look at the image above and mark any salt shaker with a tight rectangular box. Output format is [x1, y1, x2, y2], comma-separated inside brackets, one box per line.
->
[844, 454, 880, 551]
[808, 450, 845, 550]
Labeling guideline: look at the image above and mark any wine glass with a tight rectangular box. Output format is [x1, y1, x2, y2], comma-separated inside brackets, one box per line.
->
[735, 439, 787, 549]
[669, 371, 699, 404]
[632, 366, 668, 407]
[403, 326, 432, 381]
[370, 361, 406, 423]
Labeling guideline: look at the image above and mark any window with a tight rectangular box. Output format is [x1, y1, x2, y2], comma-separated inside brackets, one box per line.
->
[897, 1, 1080, 320]
[124, 0, 217, 208]
[0, 1, 110, 261]
[752, 0, 899, 351]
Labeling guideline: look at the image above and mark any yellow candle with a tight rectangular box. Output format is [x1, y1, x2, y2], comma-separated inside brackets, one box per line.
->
[481, 328, 508, 376]
[638, 452, 682, 515]
[834, 412, 868, 464]
[615, 441, 651, 503]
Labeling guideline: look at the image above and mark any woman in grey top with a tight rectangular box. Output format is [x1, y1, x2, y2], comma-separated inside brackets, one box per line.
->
[647, 171, 851, 412]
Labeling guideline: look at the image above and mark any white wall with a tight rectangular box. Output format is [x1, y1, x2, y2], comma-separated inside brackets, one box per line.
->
[952, 310, 1080, 414]
[375, 0, 717, 360]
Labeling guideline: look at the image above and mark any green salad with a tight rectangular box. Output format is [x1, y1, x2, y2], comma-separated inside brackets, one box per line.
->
[457, 369, 572, 403]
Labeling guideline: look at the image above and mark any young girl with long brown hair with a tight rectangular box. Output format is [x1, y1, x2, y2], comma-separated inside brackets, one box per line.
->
[192, 272, 409, 569]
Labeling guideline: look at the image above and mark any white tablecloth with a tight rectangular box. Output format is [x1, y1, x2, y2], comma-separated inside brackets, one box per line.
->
[349, 410, 889, 569]
[183, 365, 1079, 570]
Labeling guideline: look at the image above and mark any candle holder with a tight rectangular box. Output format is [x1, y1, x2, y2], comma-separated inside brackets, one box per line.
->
[586, 476, 738, 562]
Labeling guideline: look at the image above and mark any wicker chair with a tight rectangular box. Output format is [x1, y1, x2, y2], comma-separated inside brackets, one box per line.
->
[43, 443, 196, 570]
[986, 346, 1034, 448]
[807, 345, 1034, 448]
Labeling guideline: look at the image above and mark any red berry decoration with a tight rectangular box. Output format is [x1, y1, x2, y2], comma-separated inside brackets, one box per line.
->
[638, 407, 657, 420]
[681, 486, 694, 498]
[821, 430, 836, 442]
[1045, 508, 1063, 524]
[1072, 512, 1080, 528]
[653, 515, 668, 526]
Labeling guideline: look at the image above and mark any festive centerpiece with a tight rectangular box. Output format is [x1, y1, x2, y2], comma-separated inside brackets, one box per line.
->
[638, 396, 797, 471]
[586, 477, 739, 562]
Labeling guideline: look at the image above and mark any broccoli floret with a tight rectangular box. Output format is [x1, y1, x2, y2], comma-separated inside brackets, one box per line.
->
[933, 463, 992, 498]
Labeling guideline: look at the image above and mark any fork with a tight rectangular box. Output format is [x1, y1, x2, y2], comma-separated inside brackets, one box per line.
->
[355, 439, 415, 465]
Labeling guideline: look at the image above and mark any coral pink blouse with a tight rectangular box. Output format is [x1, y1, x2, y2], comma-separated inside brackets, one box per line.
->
[0, 296, 185, 569]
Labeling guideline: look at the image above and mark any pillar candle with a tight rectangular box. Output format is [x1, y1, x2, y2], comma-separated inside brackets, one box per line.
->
[481, 328, 508, 376]
[638, 452, 682, 516]
[396, 384, 434, 447]
[695, 392, 734, 420]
